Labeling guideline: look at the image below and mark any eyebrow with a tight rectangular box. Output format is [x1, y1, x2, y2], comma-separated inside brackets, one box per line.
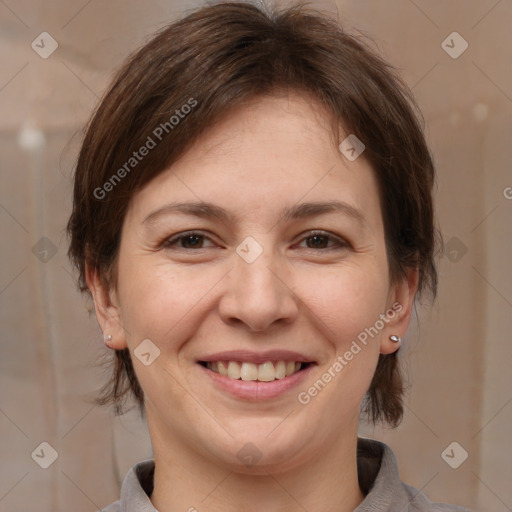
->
[142, 200, 367, 227]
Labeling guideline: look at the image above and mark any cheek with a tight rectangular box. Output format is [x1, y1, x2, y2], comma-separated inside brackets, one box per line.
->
[290, 271, 388, 436]
[295, 262, 390, 344]
[116, 253, 222, 347]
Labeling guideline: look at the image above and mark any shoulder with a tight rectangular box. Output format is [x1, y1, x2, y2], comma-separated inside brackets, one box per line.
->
[100, 459, 156, 511]
[356, 437, 474, 512]
[401, 482, 474, 511]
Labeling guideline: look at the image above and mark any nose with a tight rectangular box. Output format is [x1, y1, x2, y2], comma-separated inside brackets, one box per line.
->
[218, 243, 299, 332]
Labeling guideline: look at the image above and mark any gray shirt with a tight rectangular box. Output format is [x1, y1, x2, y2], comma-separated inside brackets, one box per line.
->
[101, 438, 473, 511]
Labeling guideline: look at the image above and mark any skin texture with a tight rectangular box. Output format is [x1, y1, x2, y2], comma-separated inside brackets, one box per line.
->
[87, 93, 418, 512]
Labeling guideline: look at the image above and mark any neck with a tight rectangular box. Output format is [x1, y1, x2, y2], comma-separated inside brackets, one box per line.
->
[149, 426, 364, 512]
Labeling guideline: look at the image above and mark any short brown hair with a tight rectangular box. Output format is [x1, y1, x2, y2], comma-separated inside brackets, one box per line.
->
[67, 0, 439, 426]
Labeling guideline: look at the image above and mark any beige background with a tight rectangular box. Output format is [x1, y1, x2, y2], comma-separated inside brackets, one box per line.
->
[1, 0, 511, 510]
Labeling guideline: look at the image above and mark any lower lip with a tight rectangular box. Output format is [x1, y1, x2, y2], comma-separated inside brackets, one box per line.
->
[197, 363, 315, 401]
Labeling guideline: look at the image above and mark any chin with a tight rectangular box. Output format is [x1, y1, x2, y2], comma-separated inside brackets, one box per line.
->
[206, 428, 311, 475]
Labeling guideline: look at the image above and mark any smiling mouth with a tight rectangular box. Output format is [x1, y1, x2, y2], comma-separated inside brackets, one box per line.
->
[199, 360, 313, 382]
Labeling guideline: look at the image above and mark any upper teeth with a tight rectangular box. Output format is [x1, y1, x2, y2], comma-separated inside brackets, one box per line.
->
[206, 361, 302, 381]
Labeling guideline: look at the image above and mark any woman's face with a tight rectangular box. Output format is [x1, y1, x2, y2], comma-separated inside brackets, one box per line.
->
[90, 93, 415, 473]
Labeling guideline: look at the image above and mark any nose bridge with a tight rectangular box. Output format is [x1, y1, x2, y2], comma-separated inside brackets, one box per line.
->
[218, 235, 297, 331]
[238, 245, 280, 292]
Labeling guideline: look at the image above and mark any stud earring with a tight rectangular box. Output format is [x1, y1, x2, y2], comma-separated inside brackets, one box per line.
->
[389, 335, 401, 343]
[104, 334, 113, 348]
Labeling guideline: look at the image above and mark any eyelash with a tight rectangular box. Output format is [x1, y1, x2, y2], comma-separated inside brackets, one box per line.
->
[159, 230, 350, 252]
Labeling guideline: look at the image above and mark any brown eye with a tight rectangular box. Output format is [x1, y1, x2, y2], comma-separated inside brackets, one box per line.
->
[178, 234, 204, 249]
[298, 231, 349, 250]
[161, 232, 215, 250]
[305, 235, 330, 249]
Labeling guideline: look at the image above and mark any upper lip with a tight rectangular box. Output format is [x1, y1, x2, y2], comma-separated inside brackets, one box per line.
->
[197, 350, 315, 364]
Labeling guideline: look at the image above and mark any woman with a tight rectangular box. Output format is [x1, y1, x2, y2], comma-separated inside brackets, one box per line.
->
[67, 2, 472, 510]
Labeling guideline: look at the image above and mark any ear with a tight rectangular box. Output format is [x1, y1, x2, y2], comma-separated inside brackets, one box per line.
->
[85, 263, 128, 350]
[380, 267, 419, 355]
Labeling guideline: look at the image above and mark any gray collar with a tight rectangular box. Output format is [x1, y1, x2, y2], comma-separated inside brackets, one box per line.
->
[108, 438, 470, 512]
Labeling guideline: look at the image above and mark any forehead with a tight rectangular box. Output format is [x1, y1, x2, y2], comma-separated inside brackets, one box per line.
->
[190, 92, 339, 162]
[126, 93, 382, 231]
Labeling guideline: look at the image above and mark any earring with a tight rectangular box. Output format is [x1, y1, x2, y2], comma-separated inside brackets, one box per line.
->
[104, 334, 113, 348]
[389, 335, 401, 343]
